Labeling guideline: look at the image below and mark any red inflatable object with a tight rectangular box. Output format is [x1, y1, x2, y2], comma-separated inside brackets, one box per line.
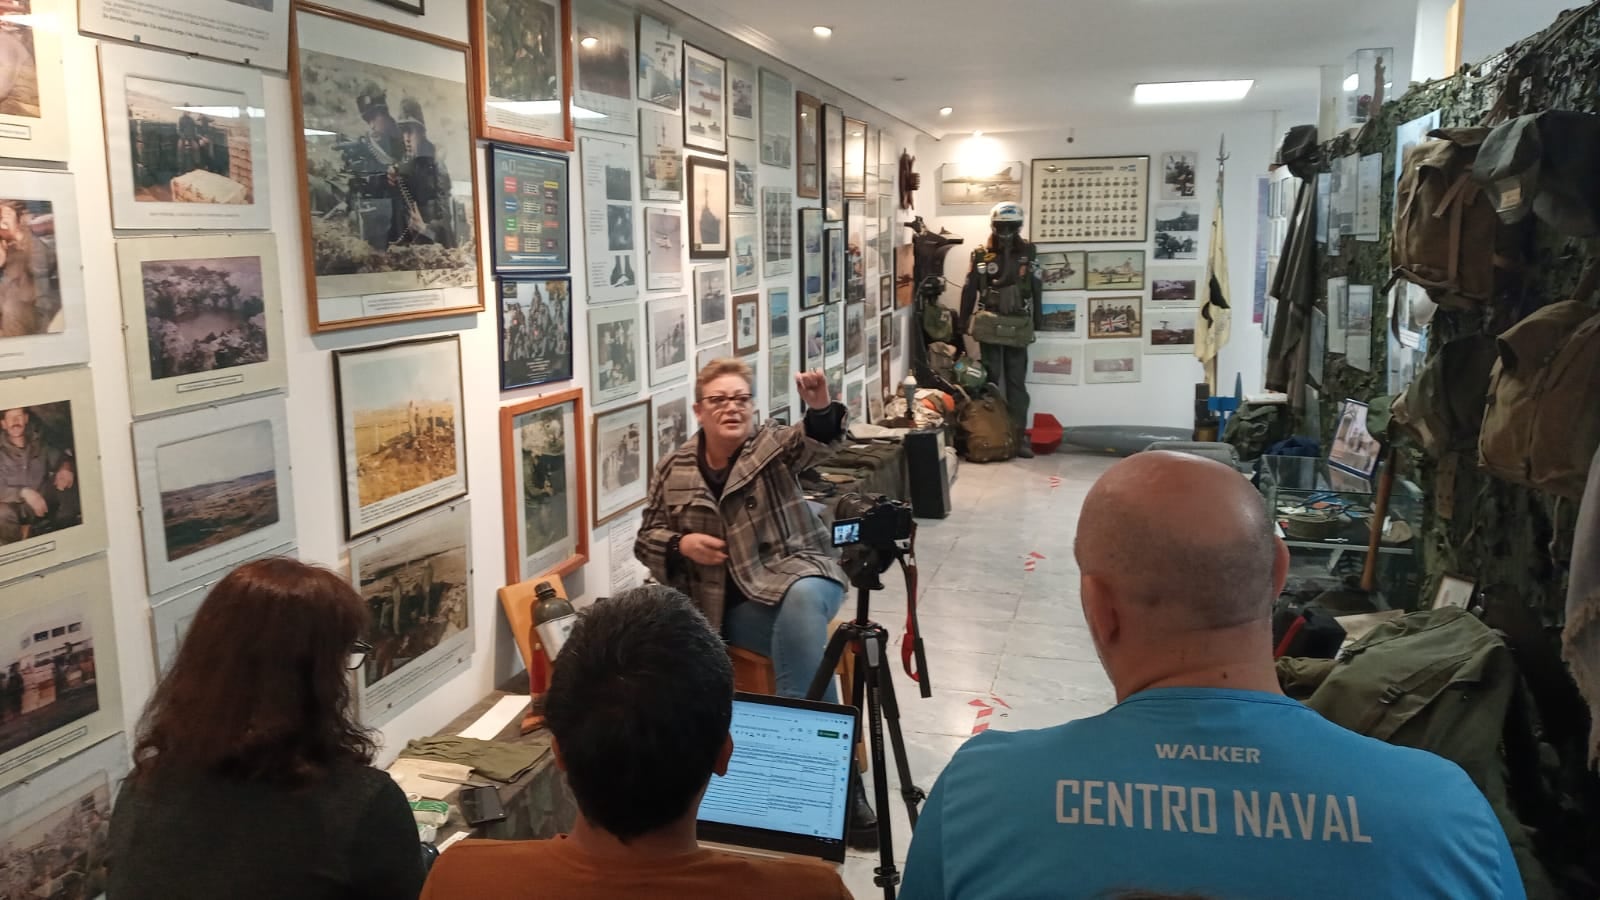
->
[1031, 413, 1064, 455]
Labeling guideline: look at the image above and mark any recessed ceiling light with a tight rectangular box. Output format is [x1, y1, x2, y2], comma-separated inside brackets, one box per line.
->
[580, 36, 599, 48]
[1133, 79, 1254, 105]
[939, 106, 954, 116]
[812, 25, 833, 37]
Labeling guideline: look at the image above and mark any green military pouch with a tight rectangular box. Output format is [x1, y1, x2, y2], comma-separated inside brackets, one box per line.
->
[970, 310, 1034, 347]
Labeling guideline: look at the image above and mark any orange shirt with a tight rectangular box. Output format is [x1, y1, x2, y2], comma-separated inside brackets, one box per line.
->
[420, 835, 852, 899]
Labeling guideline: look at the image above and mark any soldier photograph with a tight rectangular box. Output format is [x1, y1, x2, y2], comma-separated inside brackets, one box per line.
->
[0, 198, 59, 339]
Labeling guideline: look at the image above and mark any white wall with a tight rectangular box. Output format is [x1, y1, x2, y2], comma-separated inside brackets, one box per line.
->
[40, 0, 915, 764]
[911, 114, 1274, 430]
[1459, 0, 1583, 63]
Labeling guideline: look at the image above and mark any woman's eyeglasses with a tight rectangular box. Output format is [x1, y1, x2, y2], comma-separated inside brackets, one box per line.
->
[347, 640, 373, 671]
[698, 393, 753, 410]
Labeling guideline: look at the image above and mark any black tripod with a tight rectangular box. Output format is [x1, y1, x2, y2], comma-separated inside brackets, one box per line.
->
[807, 544, 930, 900]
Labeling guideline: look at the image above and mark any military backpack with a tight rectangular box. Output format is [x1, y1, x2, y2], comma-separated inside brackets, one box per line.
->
[1390, 332, 1499, 458]
[953, 385, 1016, 463]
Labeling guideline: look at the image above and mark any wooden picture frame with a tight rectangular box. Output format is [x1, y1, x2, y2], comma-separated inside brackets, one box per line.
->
[732, 292, 760, 356]
[592, 399, 652, 526]
[681, 42, 727, 154]
[795, 91, 821, 199]
[686, 155, 730, 259]
[471, 0, 573, 149]
[333, 334, 468, 539]
[1086, 296, 1144, 340]
[844, 116, 867, 197]
[500, 387, 589, 583]
[291, 6, 484, 332]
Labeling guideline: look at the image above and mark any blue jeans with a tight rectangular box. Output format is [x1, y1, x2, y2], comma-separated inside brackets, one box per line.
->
[724, 577, 846, 702]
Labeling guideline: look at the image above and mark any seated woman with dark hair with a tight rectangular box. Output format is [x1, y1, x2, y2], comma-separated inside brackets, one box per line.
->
[107, 558, 424, 900]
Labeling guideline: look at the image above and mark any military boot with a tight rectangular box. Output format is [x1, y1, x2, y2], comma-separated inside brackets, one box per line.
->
[1015, 429, 1034, 459]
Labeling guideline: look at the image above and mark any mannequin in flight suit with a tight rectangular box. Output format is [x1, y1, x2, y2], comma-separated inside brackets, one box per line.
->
[957, 202, 1044, 459]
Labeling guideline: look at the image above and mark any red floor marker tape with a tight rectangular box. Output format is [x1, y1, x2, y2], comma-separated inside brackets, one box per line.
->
[1023, 559, 1037, 572]
[971, 696, 1013, 733]
[1048, 476, 1063, 489]
[1029, 552, 1046, 560]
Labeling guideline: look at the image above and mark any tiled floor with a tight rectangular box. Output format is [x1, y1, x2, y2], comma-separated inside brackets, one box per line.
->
[839, 449, 1121, 897]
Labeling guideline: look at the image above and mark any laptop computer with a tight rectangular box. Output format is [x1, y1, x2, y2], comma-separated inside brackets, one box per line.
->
[697, 692, 860, 865]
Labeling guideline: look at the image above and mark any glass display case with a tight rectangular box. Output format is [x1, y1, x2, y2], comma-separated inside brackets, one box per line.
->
[1257, 455, 1423, 611]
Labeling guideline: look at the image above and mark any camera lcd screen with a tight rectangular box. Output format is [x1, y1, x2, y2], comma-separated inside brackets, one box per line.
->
[832, 520, 860, 546]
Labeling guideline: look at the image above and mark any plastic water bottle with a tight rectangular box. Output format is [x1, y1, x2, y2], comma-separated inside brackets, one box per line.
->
[533, 581, 576, 662]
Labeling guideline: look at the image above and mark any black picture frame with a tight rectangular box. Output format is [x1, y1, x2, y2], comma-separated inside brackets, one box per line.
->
[687, 156, 730, 260]
[822, 104, 845, 221]
[489, 144, 572, 275]
[799, 207, 825, 309]
[825, 226, 846, 305]
[496, 276, 575, 391]
[373, 0, 425, 12]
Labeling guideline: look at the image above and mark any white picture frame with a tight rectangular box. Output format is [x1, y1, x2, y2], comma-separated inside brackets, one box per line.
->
[696, 341, 729, 371]
[694, 264, 728, 344]
[1158, 150, 1199, 202]
[116, 233, 287, 418]
[638, 107, 683, 202]
[572, 0, 636, 136]
[730, 214, 758, 291]
[1145, 306, 1199, 355]
[643, 207, 684, 292]
[651, 385, 691, 467]
[0, 732, 128, 893]
[334, 335, 469, 540]
[0, 367, 106, 581]
[726, 59, 756, 141]
[99, 44, 273, 232]
[681, 42, 726, 155]
[80, 0, 289, 71]
[636, 13, 681, 111]
[588, 301, 642, 406]
[592, 399, 650, 525]
[1025, 339, 1082, 385]
[580, 135, 639, 304]
[348, 500, 474, 728]
[762, 188, 793, 277]
[131, 395, 296, 594]
[646, 293, 690, 387]
[0, 557, 123, 791]
[148, 544, 296, 673]
[0, 0, 68, 162]
[730, 137, 757, 213]
[758, 68, 791, 168]
[1434, 575, 1476, 611]
[1084, 341, 1143, 384]
[0, 170, 87, 373]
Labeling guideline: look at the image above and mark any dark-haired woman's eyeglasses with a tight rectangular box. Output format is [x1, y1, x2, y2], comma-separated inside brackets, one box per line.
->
[347, 640, 373, 671]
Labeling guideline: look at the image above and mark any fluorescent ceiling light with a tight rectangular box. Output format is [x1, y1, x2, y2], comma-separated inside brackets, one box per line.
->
[1343, 73, 1360, 92]
[304, 128, 337, 137]
[812, 25, 833, 37]
[489, 100, 606, 119]
[939, 106, 954, 116]
[580, 36, 599, 48]
[1133, 80, 1254, 105]
[0, 13, 56, 28]
[174, 105, 264, 119]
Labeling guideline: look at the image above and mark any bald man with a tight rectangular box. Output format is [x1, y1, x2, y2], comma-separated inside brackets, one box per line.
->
[900, 452, 1522, 899]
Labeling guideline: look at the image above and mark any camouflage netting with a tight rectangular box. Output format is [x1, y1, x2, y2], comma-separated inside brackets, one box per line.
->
[1304, 5, 1600, 891]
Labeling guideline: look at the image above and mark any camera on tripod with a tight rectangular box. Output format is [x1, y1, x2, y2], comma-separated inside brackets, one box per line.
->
[830, 494, 915, 589]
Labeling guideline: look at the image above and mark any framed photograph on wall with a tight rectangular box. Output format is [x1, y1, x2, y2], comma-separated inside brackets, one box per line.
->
[579, 135, 638, 304]
[646, 293, 690, 386]
[1087, 296, 1143, 339]
[489, 144, 571, 274]
[0, 734, 128, 900]
[1030, 155, 1150, 243]
[588, 301, 642, 406]
[759, 69, 792, 168]
[349, 500, 474, 728]
[0, 557, 123, 791]
[496, 277, 573, 390]
[1434, 574, 1477, 610]
[730, 137, 757, 213]
[769, 287, 790, 340]
[572, 0, 636, 135]
[0, 368, 108, 583]
[81, 0, 287, 72]
[292, 7, 482, 332]
[470, 0, 572, 149]
[878, 311, 892, 354]
[823, 103, 844, 220]
[639, 107, 684, 201]
[116, 233, 287, 418]
[878, 274, 892, 314]
[696, 341, 729, 370]
[795, 91, 820, 199]
[730, 215, 758, 291]
[762, 188, 793, 277]
[843, 301, 866, 371]
[1151, 269, 1202, 305]
[0, 170, 88, 374]
[651, 385, 692, 466]
[130, 395, 296, 594]
[644, 207, 684, 290]
[694, 264, 728, 343]
[1159, 150, 1199, 201]
[637, 13, 681, 111]
[1084, 341, 1142, 384]
[727, 59, 756, 141]
[826, 227, 846, 305]
[845, 378, 863, 423]
[844, 116, 867, 197]
[732, 293, 760, 356]
[769, 342, 793, 411]
[845, 198, 866, 301]
[99, 44, 273, 231]
[1040, 251, 1086, 292]
[799, 207, 825, 308]
[686, 156, 729, 259]
[800, 312, 824, 372]
[1026, 339, 1083, 385]
[333, 335, 468, 539]
[1153, 203, 1201, 260]
[1085, 250, 1146, 291]
[1041, 295, 1081, 337]
[149, 546, 296, 674]
[1329, 399, 1383, 478]
[1146, 306, 1199, 355]
[592, 400, 651, 525]
[500, 388, 588, 583]
[824, 303, 841, 359]
[681, 42, 726, 154]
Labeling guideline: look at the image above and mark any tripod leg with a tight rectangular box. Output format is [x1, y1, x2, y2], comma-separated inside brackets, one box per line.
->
[861, 663, 899, 899]
[805, 625, 853, 702]
[870, 642, 925, 828]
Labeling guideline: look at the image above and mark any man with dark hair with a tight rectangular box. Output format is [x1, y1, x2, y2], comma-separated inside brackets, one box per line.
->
[420, 585, 851, 899]
[900, 452, 1520, 899]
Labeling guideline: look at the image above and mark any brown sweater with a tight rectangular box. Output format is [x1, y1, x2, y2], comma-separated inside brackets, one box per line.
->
[419, 835, 851, 899]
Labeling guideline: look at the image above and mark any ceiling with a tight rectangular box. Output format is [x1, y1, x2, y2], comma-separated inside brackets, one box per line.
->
[665, 0, 1420, 138]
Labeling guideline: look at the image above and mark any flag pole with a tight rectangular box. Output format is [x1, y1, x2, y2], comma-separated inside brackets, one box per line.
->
[1198, 135, 1232, 392]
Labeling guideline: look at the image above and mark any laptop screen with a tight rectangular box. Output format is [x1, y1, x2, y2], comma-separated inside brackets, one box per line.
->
[696, 692, 859, 863]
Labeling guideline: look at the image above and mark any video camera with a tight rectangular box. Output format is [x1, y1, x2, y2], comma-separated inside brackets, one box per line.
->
[831, 493, 915, 589]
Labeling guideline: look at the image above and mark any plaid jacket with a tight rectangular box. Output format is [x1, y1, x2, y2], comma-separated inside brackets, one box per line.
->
[635, 405, 848, 633]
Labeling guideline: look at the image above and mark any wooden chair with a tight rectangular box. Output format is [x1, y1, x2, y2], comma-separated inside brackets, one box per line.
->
[730, 615, 869, 773]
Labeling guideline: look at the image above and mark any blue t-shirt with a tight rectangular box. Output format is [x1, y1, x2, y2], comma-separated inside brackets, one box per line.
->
[900, 687, 1523, 899]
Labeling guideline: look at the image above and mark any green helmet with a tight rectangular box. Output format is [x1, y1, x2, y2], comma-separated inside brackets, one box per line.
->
[953, 358, 987, 391]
